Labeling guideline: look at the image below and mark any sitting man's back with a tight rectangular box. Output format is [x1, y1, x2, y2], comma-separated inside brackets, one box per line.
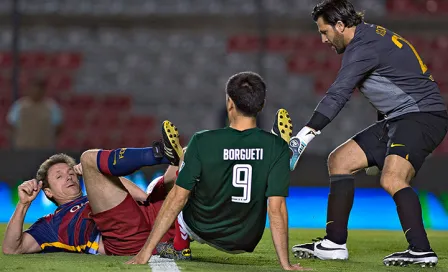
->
[180, 126, 289, 252]
[129, 71, 308, 270]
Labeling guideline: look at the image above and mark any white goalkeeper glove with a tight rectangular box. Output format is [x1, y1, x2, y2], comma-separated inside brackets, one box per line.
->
[289, 126, 320, 171]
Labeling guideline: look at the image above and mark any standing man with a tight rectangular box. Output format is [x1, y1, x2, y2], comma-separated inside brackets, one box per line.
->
[289, 0, 447, 267]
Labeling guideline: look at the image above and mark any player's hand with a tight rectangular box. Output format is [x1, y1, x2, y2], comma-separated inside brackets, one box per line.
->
[289, 126, 320, 171]
[126, 251, 151, 265]
[73, 163, 83, 176]
[18, 179, 42, 205]
[282, 263, 312, 271]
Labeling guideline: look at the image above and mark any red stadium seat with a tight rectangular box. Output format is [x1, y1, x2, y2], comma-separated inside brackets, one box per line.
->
[64, 95, 97, 111]
[20, 52, 49, 70]
[0, 133, 9, 148]
[116, 133, 150, 148]
[431, 36, 448, 51]
[57, 134, 81, 151]
[227, 35, 260, 52]
[266, 36, 296, 52]
[89, 110, 122, 130]
[314, 75, 340, 95]
[125, 115, 156, 132]
[287, 56, 319, 74]
[0, 52, 12, 68]
[46, 73, 73, 95]
[64, 110, 88, 130]
[100, 95, 131, 111]
[50, 52, 82, 70]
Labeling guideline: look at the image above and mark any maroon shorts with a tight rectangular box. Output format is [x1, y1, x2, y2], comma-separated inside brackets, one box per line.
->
[91, 178, 175, 255]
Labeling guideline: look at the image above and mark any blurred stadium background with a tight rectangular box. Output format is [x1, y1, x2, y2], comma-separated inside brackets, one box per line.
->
[0, 0, 447, 230]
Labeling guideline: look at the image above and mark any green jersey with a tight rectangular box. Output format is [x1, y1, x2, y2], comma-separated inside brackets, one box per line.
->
[176, 127, 290, 252]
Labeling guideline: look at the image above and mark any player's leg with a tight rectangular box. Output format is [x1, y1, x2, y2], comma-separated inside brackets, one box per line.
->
[293, 121, 388, 260]
[81, 139, 178, 255]
[80, 141, 169, 214]
[382, 113, 447, 267]
[148, 121, 190, 259]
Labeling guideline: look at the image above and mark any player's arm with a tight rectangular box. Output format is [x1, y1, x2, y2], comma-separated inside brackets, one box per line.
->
[266, 142, 310, 270]
[290, 47, 379, 170]
[127, 135, 201, 265]
[3, 179, 42, 254]
[268, 196, 291, 268]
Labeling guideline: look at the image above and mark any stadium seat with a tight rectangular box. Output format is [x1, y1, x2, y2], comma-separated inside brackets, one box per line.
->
[0, 52, 12, 68]
[227, 35, 260, 52]
[50, 52, 82, 70]
[287, 56, 319, 74]
[64, 110, 88, 130]
[266, 36, 296, 52]
[20, 52, 49, 70]
[46, 73, 73, 95]
[116, 133, 150, 148]
[88, 110, 122, 130]
[125, 115, 156, 132]
[64, 95, 97, 111]
[100, 95, 132, 111]
[56, 133, 81, 151]
[0, 133, 9, 148]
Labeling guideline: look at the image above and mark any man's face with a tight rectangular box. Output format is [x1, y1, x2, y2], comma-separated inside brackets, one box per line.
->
[316, 17, 346, 54]
[45, 163, 82, 204]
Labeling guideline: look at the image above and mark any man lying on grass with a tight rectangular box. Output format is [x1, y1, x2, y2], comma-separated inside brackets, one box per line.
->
[3, 137, 180, 255]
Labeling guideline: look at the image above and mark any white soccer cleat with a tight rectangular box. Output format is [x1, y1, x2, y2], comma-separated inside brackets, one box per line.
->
[292, 238, 349, 260]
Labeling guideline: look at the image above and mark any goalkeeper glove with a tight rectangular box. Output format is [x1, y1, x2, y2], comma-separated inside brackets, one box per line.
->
[289, 126, 320, 171]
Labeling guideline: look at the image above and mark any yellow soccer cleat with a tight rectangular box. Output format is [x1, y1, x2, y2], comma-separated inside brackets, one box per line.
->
[271, 108, 293, 143]
[162, 120, 183, 166]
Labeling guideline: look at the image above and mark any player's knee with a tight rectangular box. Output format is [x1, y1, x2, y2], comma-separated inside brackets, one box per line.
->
[80, 149, 100, 170]
[327, 150, 350, 174]
[380, 171, 407, 195]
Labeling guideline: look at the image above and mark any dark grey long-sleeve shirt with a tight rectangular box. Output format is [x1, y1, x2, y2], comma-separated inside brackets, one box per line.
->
[314, 22, 446, 126]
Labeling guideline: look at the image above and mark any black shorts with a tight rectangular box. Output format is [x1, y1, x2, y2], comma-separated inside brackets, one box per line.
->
[352, 111, 448, 174]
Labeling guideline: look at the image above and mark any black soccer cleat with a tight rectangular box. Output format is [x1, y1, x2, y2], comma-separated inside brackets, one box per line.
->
[383, 247, 438, 267]
[271, 108, 293, 143]
[154, 241, 173, 255]
[162, 120, 183, 166]
[151, 141, 164, 159]
[159, 242, 192, 261]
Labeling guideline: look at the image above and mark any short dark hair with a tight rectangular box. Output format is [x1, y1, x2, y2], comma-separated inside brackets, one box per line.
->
[225, 71, 266, 117]
[312, 0, 364, 27]
[36, 153, 76, 205]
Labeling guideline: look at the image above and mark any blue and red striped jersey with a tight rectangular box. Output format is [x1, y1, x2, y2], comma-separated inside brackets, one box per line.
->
[25, 196, 100, 254]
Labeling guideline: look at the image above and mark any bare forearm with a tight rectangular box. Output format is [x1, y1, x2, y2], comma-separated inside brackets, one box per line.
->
[268, 206, 290, 268]
[140, 187, 187, 255]
[3, 203, 29, 254]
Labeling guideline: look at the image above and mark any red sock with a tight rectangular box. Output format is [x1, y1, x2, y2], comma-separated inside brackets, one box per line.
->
[173, 217, 190, 250]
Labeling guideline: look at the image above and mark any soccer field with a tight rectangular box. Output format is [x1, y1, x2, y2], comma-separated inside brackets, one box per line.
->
[0, 225, 447, 272]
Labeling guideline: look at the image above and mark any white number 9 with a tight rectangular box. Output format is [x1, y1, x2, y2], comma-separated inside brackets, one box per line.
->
[231, 164, 252, 204]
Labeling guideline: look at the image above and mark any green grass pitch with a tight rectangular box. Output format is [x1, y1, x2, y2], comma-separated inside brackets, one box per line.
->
[0, 225, 447, 271]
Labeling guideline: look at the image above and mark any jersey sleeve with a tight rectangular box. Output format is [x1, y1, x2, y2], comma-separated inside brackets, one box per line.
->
[265, 141, 290, 197]
[315, 46, 379, 123]
[24, 216, 58, 248]
[176, 134, 201, 191]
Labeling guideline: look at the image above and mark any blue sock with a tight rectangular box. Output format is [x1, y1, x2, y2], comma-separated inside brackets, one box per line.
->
[96, 147, 170, 176]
